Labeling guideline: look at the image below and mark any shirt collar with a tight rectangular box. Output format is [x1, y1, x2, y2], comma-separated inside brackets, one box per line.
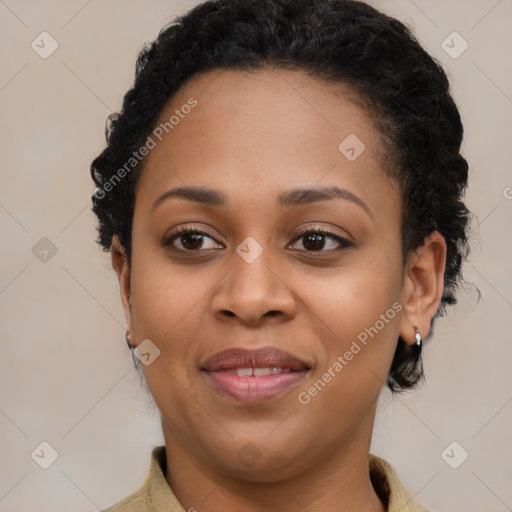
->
[108, 445, 429, 511]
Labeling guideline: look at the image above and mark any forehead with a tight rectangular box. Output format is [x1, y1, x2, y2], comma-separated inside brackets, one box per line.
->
[135, 68, 397, 214]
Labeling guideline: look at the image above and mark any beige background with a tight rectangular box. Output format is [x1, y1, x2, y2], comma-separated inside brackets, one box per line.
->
[1, 0, 511, 510]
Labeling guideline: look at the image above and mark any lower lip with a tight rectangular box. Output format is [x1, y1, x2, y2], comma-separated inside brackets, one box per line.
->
[203, 370, 309, 404]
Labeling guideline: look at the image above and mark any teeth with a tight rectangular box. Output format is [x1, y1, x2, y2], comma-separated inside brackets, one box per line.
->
[235, 367, 287, 376]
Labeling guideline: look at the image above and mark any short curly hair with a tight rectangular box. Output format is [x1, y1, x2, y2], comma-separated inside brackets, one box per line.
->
[90, 0, 471, 392]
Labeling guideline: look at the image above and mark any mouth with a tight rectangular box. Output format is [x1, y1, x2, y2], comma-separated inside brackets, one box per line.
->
[201, 347, 311, 404]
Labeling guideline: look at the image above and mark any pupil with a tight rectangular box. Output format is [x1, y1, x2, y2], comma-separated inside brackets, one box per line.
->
[182, 233, 203, 250]
[304, 233, 324, 251]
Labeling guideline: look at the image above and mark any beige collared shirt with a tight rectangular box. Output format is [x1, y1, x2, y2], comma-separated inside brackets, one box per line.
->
[103, 446, 429, 512]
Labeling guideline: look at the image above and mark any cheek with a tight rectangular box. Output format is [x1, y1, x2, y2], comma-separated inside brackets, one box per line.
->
[129, 232, 207, 328]
[307, 252, 402, 331]
[128, 250, 208, 379]
[128, 263, 205, 419]
[306, 251, 403, 388]
[295, 288, 401, 435]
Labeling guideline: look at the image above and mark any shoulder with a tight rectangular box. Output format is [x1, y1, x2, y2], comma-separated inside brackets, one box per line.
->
[102, 487, 149, 512]
[101, 446, 175, 512]
[369, 453, 430, 512]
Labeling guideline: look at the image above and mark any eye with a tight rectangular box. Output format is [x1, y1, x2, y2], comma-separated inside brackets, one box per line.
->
[163, 226, 223, 252]
[163, 225, 353, 254]
[289, 228, 353, 254]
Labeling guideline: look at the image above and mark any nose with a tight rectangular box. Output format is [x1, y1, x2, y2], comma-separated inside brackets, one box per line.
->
[211, 248, 297, 327]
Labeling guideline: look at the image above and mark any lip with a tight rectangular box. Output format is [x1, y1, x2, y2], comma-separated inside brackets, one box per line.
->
[201, 347, 311, 404]
[202, 347, 310, 372]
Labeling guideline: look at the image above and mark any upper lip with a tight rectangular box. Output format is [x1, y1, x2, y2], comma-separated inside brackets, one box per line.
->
[202, 347, 310, 371]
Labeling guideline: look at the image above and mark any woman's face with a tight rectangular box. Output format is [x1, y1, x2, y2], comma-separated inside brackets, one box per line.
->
[114, 69, 438, 480]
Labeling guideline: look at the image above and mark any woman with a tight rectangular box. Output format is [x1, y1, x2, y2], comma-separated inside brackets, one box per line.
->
[91, 0, 470, 510]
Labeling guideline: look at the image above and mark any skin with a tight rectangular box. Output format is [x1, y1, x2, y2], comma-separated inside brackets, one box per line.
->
[111, 69, 446, 512]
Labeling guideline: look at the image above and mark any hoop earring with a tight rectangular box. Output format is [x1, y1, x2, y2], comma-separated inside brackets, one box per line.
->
[413, 326, 422, 349]
[125, 330, 135, 350]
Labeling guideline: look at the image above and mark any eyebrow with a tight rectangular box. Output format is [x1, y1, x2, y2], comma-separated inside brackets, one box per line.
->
[152, 185, 372, 217]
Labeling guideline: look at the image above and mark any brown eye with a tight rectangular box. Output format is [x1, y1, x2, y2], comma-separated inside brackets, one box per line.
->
[290, 229, 352, 253]
[162, 226, 352, 255]
[163, 227, 223, 252]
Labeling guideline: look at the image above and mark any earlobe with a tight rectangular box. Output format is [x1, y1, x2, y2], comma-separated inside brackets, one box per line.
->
[110, 235, 132, 329]
[399, 231, 447, 345]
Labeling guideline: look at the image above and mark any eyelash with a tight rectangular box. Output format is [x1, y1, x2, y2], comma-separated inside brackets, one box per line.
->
[163, 225, 353, 255]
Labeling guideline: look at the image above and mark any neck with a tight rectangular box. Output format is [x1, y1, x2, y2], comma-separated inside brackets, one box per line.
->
[162, 419, 386, 512]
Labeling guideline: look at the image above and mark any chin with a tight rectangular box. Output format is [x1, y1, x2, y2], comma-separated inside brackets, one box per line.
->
[200, 436, 313, 483]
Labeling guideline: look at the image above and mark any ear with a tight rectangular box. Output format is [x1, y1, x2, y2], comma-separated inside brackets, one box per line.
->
[110, 235, 132, 331]
[398, 231, 447, 346]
